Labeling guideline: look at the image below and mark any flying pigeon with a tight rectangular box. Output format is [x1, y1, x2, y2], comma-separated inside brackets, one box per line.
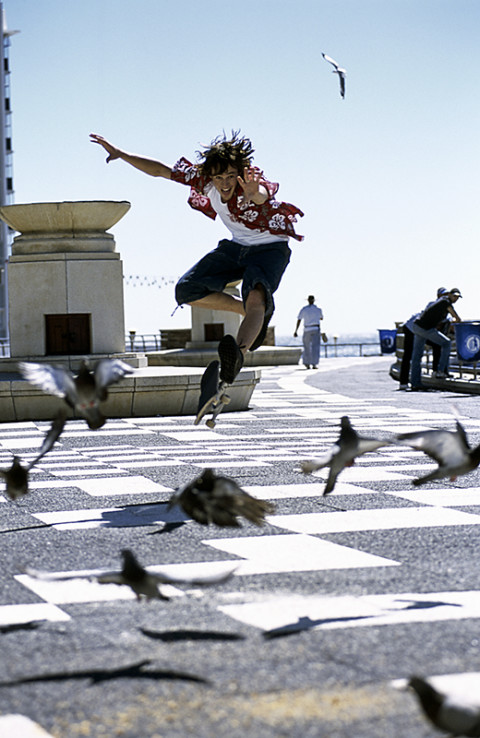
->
[18, 358, 134, 430]
[168, 468, 275, 527]
[395, 411, 480, 485]
[301, 415, 390, 495]
[322, 52, 346, 99]
[1, 410, 67, 500]
[408, 675, 480, 736]
[24, 548, 237, 601]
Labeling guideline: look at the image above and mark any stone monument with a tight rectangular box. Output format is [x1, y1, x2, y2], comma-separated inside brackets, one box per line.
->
[0, 200, 129, 357]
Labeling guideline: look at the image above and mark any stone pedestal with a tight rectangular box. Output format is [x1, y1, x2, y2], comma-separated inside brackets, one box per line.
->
[187, 282, 242, 349]
[0, 201, 130, 357]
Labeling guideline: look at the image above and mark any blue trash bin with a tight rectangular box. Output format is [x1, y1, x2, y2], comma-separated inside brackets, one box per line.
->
[454, 322, 480, 362]
[378, 329, 397, 354]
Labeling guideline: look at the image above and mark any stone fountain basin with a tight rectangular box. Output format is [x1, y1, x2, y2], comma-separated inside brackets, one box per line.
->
[0, 200, 131, 234]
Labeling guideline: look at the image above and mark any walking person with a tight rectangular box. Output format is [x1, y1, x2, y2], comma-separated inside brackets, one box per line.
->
[294, 295, 327, 369]
[90, 131, 304, 414]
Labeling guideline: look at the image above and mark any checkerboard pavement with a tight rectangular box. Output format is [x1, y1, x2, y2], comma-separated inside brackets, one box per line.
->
[2, 365, 480, 632]
[4, 363, 480, 734]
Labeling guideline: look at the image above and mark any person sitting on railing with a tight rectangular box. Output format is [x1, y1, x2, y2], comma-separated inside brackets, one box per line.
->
[398, 287, 461, 390]
[410, 288, 462, 391]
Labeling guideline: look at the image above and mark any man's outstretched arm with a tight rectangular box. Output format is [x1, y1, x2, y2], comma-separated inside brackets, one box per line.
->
[90, 133, 172, 179]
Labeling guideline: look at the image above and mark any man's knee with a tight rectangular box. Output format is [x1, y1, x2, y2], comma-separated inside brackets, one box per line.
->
[245, 285, 266, 311]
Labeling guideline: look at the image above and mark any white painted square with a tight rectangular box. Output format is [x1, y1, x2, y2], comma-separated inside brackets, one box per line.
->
[72, 475, 170, 496]
[16, 573, 138, 604]
[268, 506, 480, 535]
[33, 502, 183, 530]
[0, 602, 70, 626]
[219, 590, 480, 633]
[206, 533, 398, 574]
[243, 482, 377, 499]
[0, 715, 55, 737]
[192, 460, 269, 468]
[393, 488, 480, 508]
[310, 466, 410, 483]
[162, 430, 232, 441]
[49, 468, 129, 478]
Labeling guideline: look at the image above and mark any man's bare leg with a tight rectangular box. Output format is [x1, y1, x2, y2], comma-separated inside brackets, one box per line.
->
[189, 292, 245, 315]
[236, 287, 266, 353]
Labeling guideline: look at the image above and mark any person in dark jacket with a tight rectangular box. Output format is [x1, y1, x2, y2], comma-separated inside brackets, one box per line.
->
[399, 287, 461, 389]
[410, 288, 462, 390]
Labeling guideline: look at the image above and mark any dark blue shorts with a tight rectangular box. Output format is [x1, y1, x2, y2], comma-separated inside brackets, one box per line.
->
[175, 239, 292, 319]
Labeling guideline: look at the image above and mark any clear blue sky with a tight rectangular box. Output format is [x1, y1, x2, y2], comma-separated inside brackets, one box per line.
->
[4, 0, 480, 338]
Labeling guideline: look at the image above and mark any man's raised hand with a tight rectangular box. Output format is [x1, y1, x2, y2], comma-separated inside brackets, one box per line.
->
[237, 166, 267, 205]
[90, 133, 122, 163]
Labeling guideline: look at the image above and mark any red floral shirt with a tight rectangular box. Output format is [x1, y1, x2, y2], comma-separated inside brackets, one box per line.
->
[171, 157, 304, 242]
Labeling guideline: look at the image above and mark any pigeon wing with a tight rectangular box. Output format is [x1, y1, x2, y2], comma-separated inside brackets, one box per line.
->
[28, 410, 67, 470]
[356, 438, 389, 456]
[301, 445, 338, 473]
[396, 430, 467, 467]
[147, 564, 237, 587]
[323, 455, 345, 495]
[94, 359, 133, 391]
[213, 477, 275, 526]
[18, 362, 77, 404]
[168, 483, 211, 525]
[23, 565, 114, 582]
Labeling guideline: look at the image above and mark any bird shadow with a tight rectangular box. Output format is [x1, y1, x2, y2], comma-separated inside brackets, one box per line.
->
[140, 628, 245, 643]
[0, 659, 209, 687]
[263, 615, 369, 639]
[99, 502, 188, 529]
[0, 622, 41, 634]
[392, 598, 462, 611]
[0, 502, 188, 535]
[147, 521, 186, 536]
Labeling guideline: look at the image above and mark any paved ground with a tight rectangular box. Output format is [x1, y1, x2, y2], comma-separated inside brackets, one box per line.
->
[1, 356, 480, 737]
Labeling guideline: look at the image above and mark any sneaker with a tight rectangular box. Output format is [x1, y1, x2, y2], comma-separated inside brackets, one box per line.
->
[196, 360, 220, 415]
[218, 335, 244, 384]
[399, 384, 408, 390]
[435, 371, 448, 379]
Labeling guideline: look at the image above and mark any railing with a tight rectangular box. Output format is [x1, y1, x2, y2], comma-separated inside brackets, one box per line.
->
[126, 332, 163, 352]
[125, 332, 381, 358]
[0, 334, 383, 359]
[320, 341, 380, 358]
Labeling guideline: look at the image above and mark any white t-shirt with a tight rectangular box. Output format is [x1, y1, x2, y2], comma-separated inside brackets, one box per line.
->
[207, 183, 289, 246]
[297, 304, 324, 329]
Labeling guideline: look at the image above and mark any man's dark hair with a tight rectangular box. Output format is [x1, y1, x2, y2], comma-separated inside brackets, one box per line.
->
[197, 130, 254, 177]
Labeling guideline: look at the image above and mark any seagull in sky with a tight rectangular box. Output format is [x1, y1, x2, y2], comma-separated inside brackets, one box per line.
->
[1, 410, 67, 500]
[407, 675, 480, 736]
[322, 52, 346, 99]
[169, 468, 275, 527]
[18, 358, 133, 430]
[301, 415, 390, 495]
[395, 408, 480, 485]
[24, 548, 237, 602]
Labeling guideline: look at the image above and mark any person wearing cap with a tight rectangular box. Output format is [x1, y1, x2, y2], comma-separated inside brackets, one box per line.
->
[294, 295, 327, 369]
[398, 287, 461, 389]
[410, 288, 462, 390]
